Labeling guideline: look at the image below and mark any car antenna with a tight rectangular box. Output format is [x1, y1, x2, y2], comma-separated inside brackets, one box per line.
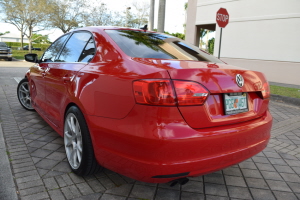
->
[140, 25, 148, 32]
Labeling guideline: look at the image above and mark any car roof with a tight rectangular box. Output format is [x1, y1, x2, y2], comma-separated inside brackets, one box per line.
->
[71, 26, 157, 34]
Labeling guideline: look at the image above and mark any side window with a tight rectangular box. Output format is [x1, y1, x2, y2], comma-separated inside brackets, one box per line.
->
[78, 38, 95, 62]
[57, 32, 93, 62]
[41, 34, 69, 62]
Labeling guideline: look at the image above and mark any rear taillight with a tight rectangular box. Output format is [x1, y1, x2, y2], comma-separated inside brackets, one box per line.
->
[173, 80, 209, 105]
[261, 82, 270, 99]
[133, 80, 176, 106]
[133, 79, 209, 106]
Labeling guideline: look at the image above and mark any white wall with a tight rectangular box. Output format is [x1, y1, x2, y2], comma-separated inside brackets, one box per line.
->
[0, 37, 18, 42]
[193, 0, 300, 62]
[0, 37, 29, 43]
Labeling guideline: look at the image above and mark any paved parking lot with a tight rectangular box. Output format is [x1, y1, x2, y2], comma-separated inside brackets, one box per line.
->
[0, 66, 300, 200]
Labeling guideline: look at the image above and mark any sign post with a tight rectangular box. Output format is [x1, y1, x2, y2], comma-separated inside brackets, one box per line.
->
[216, 8, 229, 59]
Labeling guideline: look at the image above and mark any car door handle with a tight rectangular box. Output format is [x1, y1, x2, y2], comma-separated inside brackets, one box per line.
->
[63, 76, 71, 82]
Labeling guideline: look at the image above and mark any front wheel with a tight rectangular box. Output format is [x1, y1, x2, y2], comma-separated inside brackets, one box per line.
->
[17, 78, 34, 111]
[64, 106, 102, 176]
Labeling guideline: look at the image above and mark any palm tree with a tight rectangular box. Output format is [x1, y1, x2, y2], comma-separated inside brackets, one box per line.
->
[196, 69, 225, 92]
[199, 29, 214, 50]
[199, 29, 207, 49]
[183, 3, 188, 33]
[118, 30, 164, 51]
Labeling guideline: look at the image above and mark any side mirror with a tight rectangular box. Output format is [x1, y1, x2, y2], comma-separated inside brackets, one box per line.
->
[25, 53, 39, 63]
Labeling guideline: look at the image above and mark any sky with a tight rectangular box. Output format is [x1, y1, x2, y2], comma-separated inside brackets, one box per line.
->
[0, 0, 188, 42]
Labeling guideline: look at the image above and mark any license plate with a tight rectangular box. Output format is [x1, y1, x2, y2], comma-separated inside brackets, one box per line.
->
[224, 93, 248, 115]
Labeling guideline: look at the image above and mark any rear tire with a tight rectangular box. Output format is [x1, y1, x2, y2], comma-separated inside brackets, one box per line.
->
[17, 78, 35, 111]
[7, 57, 12, 61]
[64, 106, 102, 176]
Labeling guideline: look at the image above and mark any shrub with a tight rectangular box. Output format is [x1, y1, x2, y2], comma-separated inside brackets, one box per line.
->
[5, 42, 50, 51]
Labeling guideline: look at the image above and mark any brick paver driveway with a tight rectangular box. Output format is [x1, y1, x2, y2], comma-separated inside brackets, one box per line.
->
[0, 68, 300, 200]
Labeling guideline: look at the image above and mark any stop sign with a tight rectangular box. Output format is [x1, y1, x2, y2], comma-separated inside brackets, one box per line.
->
[216, 8, 229, 28]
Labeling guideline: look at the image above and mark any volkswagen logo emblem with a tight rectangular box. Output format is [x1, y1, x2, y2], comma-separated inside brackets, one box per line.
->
[236, 74, 244, 87]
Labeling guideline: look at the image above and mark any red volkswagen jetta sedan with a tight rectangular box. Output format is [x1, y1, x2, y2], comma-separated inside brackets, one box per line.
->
[17, 27, 272, 184]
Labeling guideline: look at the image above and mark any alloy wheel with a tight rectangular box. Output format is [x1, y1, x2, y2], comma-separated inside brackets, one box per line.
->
[18, 81, 33, 110]
[64, 113, 83, 170]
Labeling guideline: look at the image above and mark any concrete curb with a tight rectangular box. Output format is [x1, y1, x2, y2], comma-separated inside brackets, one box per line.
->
[271, 94, 300, 107]
[0, 123, 18, 200]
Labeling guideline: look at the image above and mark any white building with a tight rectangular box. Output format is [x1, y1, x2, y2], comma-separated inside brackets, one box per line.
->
[0, 33, 29, 43]
[185, 0, 300, 85]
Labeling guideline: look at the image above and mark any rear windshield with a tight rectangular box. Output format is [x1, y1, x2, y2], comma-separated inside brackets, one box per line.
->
[105, 30, 222, 63]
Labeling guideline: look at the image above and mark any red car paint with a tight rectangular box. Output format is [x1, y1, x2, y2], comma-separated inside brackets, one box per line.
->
[26, 27, 272, 183]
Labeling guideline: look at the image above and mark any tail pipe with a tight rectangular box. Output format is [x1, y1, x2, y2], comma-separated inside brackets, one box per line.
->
[170, 177, 189, 187]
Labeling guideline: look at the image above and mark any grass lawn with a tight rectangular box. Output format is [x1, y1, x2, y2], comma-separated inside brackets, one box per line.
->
[270, 85, 300, 99]
[12, 50, 44, 60]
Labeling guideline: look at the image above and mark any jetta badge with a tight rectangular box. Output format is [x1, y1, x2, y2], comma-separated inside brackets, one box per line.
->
[236, 74, 244, 87]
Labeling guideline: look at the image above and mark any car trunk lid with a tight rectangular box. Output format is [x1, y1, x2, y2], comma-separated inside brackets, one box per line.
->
[164, 60, 269, 129]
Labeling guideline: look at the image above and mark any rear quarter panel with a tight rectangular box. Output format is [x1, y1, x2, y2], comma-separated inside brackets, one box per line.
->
[72, 30, 172, 119]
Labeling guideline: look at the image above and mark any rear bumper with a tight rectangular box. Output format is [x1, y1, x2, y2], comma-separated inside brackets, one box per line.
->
[86, 105, 272, 183]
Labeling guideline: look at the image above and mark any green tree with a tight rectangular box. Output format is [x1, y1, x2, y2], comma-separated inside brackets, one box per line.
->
[208, 37, 215, 54]
[199, 29, 214, 50]
[49, 0, 87, 33]
[23, 0, 53, 52]
[83, 3, 113, 26]
[0, 31, 10, 36]
[83, 2, 125, 27]
[0, 0, 53, 52]
[118, 30, 164, 52]
[164, 31, 185, 40]
[199, 29, 207, 48]
[32, 33, 51, 44]
[0, 0, 28, 48]
[124, 1, 149, 28]
[183, 2, 188, 31]
[131, 1, 149, 28]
